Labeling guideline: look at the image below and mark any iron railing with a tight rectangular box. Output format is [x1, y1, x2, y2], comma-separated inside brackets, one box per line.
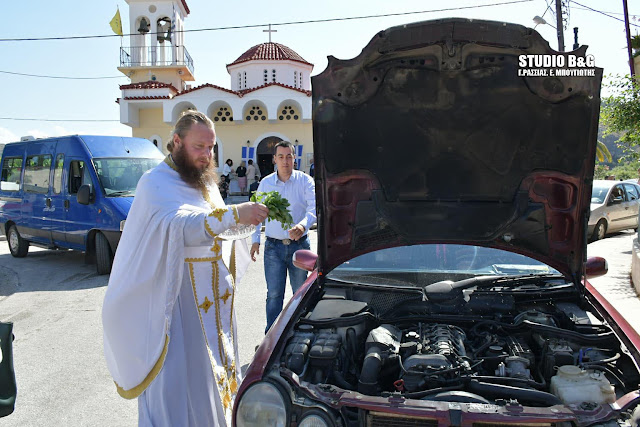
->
[120, 45, 194, 75]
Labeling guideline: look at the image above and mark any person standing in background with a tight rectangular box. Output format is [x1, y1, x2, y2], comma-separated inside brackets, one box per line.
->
[236, 161, 247, 195]
[249, 141, 316, 333]
[222, 159, 233, 183]
[247, 159, 259, 185]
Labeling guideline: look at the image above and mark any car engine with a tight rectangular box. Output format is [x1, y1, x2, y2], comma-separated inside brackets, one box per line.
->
[280, 292, 639, 408]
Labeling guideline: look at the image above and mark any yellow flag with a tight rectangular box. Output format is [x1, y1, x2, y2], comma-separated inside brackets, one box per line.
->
[110, 8, 123, 36]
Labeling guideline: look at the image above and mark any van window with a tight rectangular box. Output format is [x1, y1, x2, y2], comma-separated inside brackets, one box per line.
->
[1, 157, 23, 191]
[93, 158, 162, 196]
[52, 154, 64, 194]
[69, 160, 92, 194]
[24, 155, 52, 194]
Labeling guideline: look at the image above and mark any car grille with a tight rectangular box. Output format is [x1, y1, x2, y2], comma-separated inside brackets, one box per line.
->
[367, 412, 438, 426]
[366, 412, 555, 427]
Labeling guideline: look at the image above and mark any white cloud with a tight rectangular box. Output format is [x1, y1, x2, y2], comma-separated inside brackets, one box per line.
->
[24, 129, 51, 139]
[0, 127, 18, 144]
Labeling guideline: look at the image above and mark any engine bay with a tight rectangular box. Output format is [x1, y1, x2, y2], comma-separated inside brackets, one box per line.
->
[279, 282, 640, 409]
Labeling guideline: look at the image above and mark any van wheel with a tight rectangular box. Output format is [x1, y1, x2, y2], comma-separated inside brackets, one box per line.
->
[7, 225, 29, 258]
[95, 233, 113, 275]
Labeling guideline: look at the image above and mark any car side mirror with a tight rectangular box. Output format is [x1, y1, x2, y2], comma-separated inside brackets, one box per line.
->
[293, 249, 318, 272]
[77, 184, 94, 205]
[586, 256, 607, 279]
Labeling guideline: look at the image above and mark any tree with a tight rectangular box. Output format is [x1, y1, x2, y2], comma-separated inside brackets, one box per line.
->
[601, 75, 640, 161]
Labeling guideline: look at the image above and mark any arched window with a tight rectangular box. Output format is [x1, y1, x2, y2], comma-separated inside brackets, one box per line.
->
[278, 105, 299, 121]
[245, 105, 267, 121]
[213, 106, 233, 123]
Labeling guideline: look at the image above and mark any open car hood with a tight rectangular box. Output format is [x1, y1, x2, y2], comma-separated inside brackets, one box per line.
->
[312, 18, 602, 282]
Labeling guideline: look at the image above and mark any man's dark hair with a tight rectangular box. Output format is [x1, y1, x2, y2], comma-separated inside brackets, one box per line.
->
[248, 159, 253, 165]
[274, 140, 295, 155]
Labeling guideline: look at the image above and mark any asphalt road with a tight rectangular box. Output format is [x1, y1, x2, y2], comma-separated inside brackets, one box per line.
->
[0, 229, 637, 426]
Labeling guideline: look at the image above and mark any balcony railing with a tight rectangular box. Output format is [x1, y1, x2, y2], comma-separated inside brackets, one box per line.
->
[120, 45, 194, 75]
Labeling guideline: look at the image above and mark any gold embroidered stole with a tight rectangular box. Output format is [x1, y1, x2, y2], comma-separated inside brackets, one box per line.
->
[167, 155, 240, 416]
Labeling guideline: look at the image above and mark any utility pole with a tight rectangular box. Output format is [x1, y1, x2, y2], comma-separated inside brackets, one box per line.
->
[622, 0, 636, 76]
[555, 0, 565, 52]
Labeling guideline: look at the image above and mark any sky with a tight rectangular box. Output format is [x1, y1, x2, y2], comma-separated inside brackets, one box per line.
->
[0, 0, 638, 144]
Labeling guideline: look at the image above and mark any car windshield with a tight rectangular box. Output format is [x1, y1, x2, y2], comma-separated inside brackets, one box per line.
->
[93, 158, 162, 196]
[328, 244, 561, 287]
[591, 183, 611, 204]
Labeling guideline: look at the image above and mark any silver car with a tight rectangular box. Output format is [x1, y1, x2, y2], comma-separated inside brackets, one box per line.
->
[588, 179, 640, 240]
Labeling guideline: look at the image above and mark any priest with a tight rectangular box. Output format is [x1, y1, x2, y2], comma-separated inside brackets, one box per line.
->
[102, 110, 269, 426]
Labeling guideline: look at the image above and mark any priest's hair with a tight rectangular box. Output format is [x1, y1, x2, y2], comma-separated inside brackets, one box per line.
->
[167, 110, 215, 153]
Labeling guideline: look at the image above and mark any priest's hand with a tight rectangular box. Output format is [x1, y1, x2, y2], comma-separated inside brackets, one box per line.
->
[236, 202, 269, 226]
[250, 243, 260, 262]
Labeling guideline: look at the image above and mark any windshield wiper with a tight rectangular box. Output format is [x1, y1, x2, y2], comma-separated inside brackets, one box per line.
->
[107, 191, 134, 197]
[424, 273, 566, 295]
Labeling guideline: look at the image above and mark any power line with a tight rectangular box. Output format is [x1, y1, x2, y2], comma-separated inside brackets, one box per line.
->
[0, 0, 533, 42]
[570, 0, 640, 28]
[0, 70, 125, 80]
[0, 117, 120, 122]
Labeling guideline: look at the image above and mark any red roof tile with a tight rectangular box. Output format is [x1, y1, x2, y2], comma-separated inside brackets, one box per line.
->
[120, 80, 178, 92]
[180, 0, 190, 15]
[174, 83, 237, 97]
[227, 42, 312, 68]
[122, 96, 171, 100]
[237, 82, 311, 97]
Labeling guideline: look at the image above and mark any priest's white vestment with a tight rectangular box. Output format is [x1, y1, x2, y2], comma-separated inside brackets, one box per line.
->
[102, 157, 250, 426]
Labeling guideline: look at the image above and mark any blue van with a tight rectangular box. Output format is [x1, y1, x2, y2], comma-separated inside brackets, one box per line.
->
[0, 135, 164, 274]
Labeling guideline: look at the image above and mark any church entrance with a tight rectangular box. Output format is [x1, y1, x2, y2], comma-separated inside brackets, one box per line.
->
[256, 136, 282, 178]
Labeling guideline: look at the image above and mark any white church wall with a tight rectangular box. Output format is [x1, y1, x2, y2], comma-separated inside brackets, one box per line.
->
[227, 60, 312, 91]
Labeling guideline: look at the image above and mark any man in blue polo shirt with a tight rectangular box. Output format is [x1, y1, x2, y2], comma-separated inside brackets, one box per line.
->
[250, 141, 316, 333]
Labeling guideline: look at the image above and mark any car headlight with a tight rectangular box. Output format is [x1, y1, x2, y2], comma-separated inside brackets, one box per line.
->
[299, 412, 330, 427]
[236, 382, 287, 427]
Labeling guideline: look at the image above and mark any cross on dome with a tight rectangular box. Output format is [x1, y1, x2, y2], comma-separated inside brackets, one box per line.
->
[263, 24, 277, 43]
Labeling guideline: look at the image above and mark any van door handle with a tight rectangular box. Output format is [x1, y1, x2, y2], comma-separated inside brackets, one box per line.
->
[46, 198, 52, 208]
[64, 200, 70, 209]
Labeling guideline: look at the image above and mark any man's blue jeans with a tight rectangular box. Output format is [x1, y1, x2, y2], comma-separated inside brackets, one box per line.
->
[264, 236, 310, 333]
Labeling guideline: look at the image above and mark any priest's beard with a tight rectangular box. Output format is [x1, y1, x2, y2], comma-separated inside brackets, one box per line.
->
[172, 145, 218, 190]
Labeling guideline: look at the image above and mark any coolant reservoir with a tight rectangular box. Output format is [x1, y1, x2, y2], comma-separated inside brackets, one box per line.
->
[550, 365, 616, 405]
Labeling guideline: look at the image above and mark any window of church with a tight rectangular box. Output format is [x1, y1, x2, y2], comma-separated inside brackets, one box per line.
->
[278, 105, 299, 121]
[213, 106, 233, 123]
[294, 71, 298, 88]
[246, 106, 266, 121]
[263, 69, 268, 84]
[243, 72, 247, 88]
[299, 72, 303, 88]
[272, 69, 276, 82]
[237, 73, 241, 89]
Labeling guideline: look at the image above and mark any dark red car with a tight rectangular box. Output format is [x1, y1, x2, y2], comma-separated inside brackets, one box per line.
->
[234, 18, 640, 427]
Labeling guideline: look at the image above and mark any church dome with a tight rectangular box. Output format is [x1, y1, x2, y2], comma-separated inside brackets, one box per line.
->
[227, 42, 312, 68]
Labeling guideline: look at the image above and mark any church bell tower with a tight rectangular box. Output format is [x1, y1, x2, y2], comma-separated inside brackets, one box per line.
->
[117, 0, 195, 90]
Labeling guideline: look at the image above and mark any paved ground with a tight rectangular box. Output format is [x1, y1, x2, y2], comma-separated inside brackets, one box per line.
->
[0, 229, 637, 426]
[585, 230, 640, 336]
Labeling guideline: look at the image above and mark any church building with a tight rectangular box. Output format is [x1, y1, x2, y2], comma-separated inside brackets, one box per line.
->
[116, 0, 313, 181]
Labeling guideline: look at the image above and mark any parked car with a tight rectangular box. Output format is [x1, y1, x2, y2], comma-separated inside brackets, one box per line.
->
[233, 19, 640, 427]
[0, 135, 164, 274]
[589, 180, 640, 241]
